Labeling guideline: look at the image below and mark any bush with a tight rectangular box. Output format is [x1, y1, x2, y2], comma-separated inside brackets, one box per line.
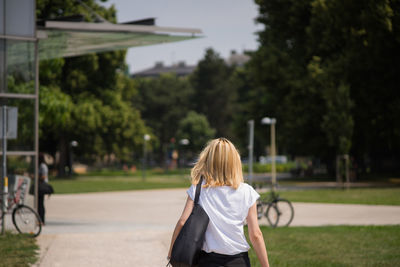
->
[243, 162, 304, 173]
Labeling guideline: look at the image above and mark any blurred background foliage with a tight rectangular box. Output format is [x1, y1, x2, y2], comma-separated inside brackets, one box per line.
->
[32, 0, 400, 177]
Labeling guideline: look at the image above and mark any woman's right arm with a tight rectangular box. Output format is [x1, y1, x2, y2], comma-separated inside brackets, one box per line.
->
[246, 203, 270, 267]
[167, 196, 194, 260]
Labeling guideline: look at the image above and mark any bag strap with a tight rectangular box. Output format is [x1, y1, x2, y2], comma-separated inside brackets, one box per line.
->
[194, 176, 204, 204]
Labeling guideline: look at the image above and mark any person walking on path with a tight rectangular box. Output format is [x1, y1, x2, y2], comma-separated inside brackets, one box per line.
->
[168, 138, 270, 267]
[39, 154, 49, 183]
[30, 154, 54, 225]
[37, 175, 54, 225]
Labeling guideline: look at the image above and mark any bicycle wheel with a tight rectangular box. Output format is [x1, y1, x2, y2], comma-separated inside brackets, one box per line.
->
[265, 204, 279, 228]
[274, 199, 294, 227]
[12, 205, 42, 237]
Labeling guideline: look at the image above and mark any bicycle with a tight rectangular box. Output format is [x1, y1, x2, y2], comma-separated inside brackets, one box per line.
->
[256, 189, 294, 227]
[0, 176, 42, 237]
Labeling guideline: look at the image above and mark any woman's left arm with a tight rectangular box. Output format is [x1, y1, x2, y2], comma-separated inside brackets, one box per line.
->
[167, 196, 194, 259]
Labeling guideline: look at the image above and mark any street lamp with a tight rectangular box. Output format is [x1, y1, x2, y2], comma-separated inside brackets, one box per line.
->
[179, 139, 189, 168]
[142, 134, 150, 180]
[261, 117, 277, 191]
[248, 120, 254, 185]
[179, 139, 189, 146]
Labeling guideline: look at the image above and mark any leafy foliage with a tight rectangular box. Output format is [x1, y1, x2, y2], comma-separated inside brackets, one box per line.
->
[36, 0, 149, 174]
[190, 49, 236, 138]
[32, 0, 400, 175]
[133, 73, 193, 160]
[176, 111, 216, 154]
[240, 0, 400, 173]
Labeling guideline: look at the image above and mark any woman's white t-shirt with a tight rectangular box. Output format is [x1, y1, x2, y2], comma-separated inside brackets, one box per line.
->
[187, 182, 259, 255]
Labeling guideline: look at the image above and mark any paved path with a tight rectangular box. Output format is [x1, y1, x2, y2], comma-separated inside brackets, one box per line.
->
[29, 189, 400, 267]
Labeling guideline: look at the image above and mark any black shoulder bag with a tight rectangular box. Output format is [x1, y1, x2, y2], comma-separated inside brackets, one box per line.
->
[169, 177, 209, 267]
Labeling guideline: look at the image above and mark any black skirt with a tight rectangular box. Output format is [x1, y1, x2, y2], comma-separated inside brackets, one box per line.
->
[198, 251, 251, 267]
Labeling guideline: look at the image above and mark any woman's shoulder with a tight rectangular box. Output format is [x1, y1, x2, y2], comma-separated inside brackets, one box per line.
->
[238, 182, 256, 191]
[224, 183, 255, 197]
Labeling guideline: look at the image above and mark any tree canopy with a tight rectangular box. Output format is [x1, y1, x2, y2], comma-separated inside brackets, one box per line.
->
[37, 0, 149, 174]
[190, 49, 237, 138]
[176, 111, 216, 154]
[240, 0, 400, 172]
[31, 0, 400, 176]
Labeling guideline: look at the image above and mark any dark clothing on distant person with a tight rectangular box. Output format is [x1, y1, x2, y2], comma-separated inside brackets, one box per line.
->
[30, 180, 54, 224]
[38, 181, 53, 223]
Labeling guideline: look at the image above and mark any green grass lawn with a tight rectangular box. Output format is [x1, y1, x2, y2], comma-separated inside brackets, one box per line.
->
[51, 173, 192, 194]
[260, 188, 400, 205]
[78, 168, 191, 177]
[247, 225, 400, 267]
[0, 232, 39, 267]
[52, 170, 400, 206]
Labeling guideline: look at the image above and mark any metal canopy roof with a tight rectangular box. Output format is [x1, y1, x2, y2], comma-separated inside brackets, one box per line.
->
[36, 21, 202, 60]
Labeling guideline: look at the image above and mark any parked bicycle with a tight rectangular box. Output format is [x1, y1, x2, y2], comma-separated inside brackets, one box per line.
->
[0, 176, 42, 237]
[257, 189, 294, 227]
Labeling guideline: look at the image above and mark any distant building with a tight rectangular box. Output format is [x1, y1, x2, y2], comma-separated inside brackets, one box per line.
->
[225, 50, 251, 67]
[132, 50, 251, 78]
[132, 61, 196, 78]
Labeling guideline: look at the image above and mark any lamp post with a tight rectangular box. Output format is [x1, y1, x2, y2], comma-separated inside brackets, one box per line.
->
[1, 106, 7, 235]
[179, 139, 189, 146]
[261, 117, 277, 191]
[179, 139, 189, 169]
[142, 134, 150, 181]
[248, 120, 254, 185]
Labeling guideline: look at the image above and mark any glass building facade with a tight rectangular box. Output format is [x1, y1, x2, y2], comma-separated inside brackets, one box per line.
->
[0, 0, 201, 219]
[0, 0, 39, 215]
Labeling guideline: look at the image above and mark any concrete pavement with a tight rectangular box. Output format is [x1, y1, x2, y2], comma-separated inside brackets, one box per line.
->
[34, 189, 185, 267]
[29, 189, 400, 267]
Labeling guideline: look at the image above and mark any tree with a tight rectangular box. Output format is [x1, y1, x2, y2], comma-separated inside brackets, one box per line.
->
[247, 0, 400, 173]
[190, 48, 236, 138]
[133, 73, 194, 163]
[37, 0, 149, 175]
[239, 0, 323, 159]
[176, 111, 216, 155]
[306, 0, 400, 172]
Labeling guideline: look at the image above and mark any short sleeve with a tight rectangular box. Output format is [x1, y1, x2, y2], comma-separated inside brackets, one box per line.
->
[187, 184, 196, 201]
[43, 164, 48, 175]
[39, 165, 44, 176]
[39, 163, 48, 176]
[246, 184, 260, 209]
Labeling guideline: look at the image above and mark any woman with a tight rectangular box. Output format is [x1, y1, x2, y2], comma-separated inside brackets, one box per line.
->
[37, 174, 54, 225]
[39, 154, 49, 183]
[168, 138, 269, 267]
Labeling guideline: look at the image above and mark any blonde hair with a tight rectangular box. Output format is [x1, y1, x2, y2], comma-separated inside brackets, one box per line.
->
[191, 138, 243, 189]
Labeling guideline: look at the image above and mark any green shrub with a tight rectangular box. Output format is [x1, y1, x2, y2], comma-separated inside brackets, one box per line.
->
[243, 162, 301, 173]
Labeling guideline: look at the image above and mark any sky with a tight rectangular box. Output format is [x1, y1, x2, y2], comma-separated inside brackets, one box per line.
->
[100, 0, 262, 73]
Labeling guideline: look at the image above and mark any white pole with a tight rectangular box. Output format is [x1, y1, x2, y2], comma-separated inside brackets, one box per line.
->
[34, 39, 39, 212]
[271, 122, 276, 192]
[142, 134, 150, 181]
[248, 120, 254, 185]
[142, 139, 147, 181]
[1, 106, 7, 235]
